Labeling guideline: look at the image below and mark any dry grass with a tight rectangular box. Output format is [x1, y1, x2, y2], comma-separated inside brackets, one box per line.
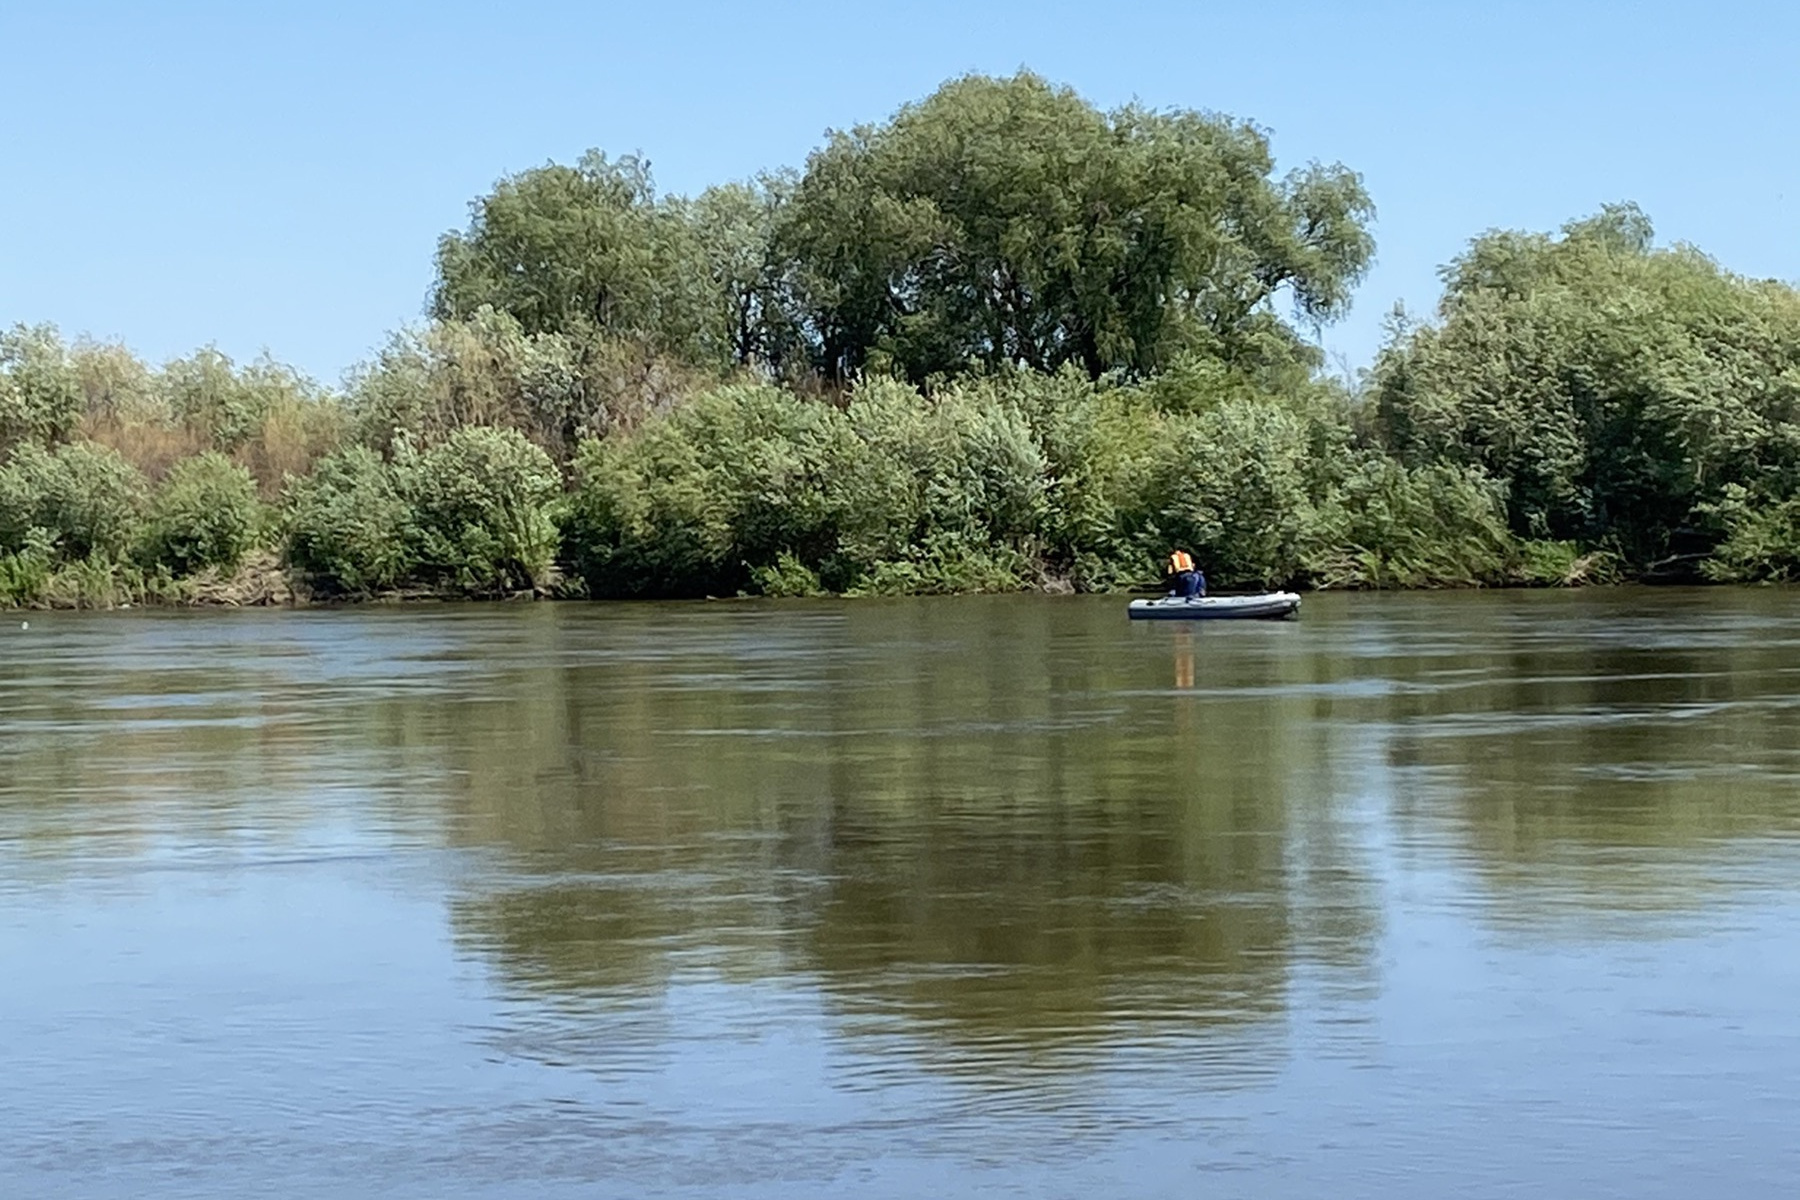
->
[80, 398, 347, 498]
[235, 399, 349, 498]
[78, 414, 208, 482]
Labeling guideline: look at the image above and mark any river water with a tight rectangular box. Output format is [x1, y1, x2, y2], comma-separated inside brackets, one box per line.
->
[3, 591, 1799, 1198]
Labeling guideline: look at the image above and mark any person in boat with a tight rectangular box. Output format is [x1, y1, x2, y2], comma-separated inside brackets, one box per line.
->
[1166, 549, 1206, 599]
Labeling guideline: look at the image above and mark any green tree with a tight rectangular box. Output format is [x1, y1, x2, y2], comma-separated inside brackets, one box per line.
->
[778, 71, 1374, 382]
[1372, 204, 1800, 570]
[0, 324, 84, 449]
[161, 347, 326, 451]
[686, 176, 806, 371]
[432, 151, 728, 364]
[349, 308, 704, 465]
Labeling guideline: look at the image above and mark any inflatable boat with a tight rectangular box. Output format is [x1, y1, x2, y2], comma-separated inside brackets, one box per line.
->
[1127, 592, 1301, 621]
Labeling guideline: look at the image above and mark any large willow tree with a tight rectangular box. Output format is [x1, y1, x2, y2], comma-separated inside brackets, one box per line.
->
[779, 72, 1375, 382]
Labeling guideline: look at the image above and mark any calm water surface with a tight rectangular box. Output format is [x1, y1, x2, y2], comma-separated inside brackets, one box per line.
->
[3, 591, 1799, 1198]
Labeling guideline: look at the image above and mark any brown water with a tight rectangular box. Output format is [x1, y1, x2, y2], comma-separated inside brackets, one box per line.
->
[3, 590, 1799, 1198]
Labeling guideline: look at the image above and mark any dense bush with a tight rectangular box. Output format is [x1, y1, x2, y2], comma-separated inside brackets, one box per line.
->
[400, 426, 562, 593]
[0, 441, 147, 561]
[567, 384, 855, 597]
[834, 380, 1048, 591]
[1372, 204, 1800, 573]
[0, 529, 55, 606]
[563, 371, 1534, 599]
[1313, 460, 1517, 588]
[140, 451, 261, 574]
[565, 378, 1062, 599]
[282, 445, 416, 594]
[1700, 488, 1800, 583]
[286, 427, 562, 596]
[349, 308, 704, 466]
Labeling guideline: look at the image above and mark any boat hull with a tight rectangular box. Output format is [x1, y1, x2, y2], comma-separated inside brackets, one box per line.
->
[1127, 592, 1301, 621]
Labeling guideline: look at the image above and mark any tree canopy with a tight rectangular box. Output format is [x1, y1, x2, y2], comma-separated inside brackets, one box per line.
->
[430, 73, 1375, 385]
[781, 72, 1374, 382]
[1372, 203, 1800, 570]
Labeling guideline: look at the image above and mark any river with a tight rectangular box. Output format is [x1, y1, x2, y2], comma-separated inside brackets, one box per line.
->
[3, 590, 1799, 1198]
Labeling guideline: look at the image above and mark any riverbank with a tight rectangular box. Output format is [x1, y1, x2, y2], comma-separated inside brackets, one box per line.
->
[0, 551, 1642, 612]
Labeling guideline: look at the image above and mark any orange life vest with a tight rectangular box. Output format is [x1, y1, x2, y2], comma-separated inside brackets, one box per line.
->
[1168, 550, 1194, 574]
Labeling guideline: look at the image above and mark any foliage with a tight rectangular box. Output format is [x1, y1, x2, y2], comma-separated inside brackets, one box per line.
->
[565, 378, 1062, 599]
[1112, 398, 1328, 587]
[430, 73, 1372, 389]
[567, 383, 856, 597]
[686, 177, 808, 372]
[0, 441, 148, 561]
[432, 152, 771, 373]
[0, 528, 55, 606]
[0, 324, 84, 450]
[834, 379, 1048, 588]
[283, 428, 563, 596]
[1700, 487, 1800, 582]
[140, 451, 261, 574]
[778, 72, 1373, 382]
[567, 372, 1361, 599]
[281, 445, 416, 595]
[16, 75, 1800, 605]
[350, 308, 703, 464]
[1311, 459, 1515, 588]
[161, 347, 323, 450]
[1371, 204, 1800, 572]
[747, 551, 825, 598]
[397, 426, 563, 593]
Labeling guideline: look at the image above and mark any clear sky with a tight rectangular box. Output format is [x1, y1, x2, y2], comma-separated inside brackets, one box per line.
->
[3, 0, 1795, 386]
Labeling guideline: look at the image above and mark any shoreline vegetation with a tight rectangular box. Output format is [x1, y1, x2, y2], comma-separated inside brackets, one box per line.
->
[7, 72, 1800, 611]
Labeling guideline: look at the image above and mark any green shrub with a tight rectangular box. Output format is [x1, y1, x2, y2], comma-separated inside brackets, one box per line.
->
[1312, 460, 1516, 588]
[1099, 397, 1328, 589]
[567, 379, 1059, 598]
[161, 348, 326, 451]
[0, 441, 148, 560]
[141, 452, 261, 574]
[0, 528, 54, 606]
[349, 310, 709, 465]
[1700, 489, 1800, 582]
[836, 380, 1048, 576]
[748, 551, 825, 598]
[398, 425, 561, 592]
[37, 554, 151, 609]
[281, 445, 416, 594]
[855, 534, 1033, 595]
[1513, 538, 1621, 586]
[1371, 206, 1800, 569]
[567, 383, 854, 597]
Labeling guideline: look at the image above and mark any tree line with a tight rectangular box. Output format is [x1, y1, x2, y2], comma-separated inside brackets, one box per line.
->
[5, 72, 1799, 607]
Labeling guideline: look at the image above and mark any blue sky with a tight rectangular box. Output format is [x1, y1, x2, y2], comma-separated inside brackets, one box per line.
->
[3, 0, 1795, 385]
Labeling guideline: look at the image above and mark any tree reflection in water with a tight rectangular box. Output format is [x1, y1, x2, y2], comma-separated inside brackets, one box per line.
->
[443, 598, 1382, 1087]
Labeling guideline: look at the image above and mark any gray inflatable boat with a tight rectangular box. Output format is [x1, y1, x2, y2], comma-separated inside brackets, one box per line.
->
[1127, 591, 1301, 621]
